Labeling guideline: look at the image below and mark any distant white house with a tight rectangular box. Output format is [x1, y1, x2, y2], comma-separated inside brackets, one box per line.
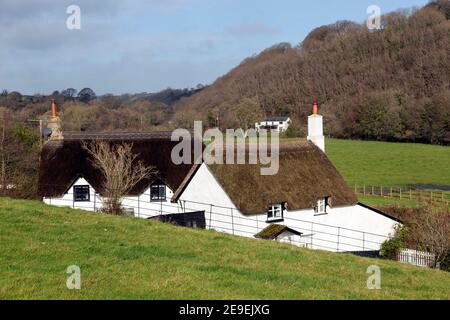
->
[255, 116, 291, 133]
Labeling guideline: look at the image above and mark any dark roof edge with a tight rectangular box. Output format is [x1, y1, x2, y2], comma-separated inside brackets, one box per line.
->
[357, 202, 403, 224]
[171, 164, 202, 203]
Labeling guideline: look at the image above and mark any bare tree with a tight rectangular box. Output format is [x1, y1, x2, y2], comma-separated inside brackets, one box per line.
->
[415, 208, 450, 268]
[82, 141, 157, 215]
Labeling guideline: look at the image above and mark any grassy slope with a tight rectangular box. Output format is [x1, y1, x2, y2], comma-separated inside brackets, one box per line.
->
[1, 198, 449, 300]
[325, 139, 450, 187]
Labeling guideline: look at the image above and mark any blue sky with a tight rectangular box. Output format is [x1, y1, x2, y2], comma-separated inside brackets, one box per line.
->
[0, 0, 429, 95]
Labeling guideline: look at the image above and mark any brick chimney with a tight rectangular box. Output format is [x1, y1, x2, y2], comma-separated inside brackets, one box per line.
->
[47, 100, 63, 141]
[307, 101, 325, 152]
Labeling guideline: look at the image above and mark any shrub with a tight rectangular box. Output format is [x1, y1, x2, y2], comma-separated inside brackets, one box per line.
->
[439, 251, 450, 272]
[281, 124, 305, 138]
[380, 225, 407, 260]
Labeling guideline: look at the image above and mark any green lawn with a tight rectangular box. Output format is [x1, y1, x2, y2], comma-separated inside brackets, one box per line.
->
[1, 197, 449, 300]
[325, 139, 450, 187]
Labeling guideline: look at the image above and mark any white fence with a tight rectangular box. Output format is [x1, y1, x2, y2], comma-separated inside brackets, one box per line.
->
[44, 193, 392, 254]
[397, 249, 436, 268]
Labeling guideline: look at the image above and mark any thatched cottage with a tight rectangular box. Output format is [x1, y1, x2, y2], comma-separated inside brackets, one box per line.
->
[38, 101, 401, 253]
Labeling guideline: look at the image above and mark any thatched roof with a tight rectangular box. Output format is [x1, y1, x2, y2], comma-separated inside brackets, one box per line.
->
[255, 224, 302, 240]
[205, 141, 358, 215]
[38, 131, 199, 197]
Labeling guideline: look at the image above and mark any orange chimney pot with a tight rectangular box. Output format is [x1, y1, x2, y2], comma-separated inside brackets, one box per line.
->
[51, 100, 57, 118]
[312, 101, 319, 115]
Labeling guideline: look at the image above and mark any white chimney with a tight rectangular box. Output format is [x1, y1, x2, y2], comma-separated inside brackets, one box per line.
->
[307, 101, 325, 152]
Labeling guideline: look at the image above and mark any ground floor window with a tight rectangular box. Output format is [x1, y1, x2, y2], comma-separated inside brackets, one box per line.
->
[151, 183, 166, 202]
[74, 185, 90, 202]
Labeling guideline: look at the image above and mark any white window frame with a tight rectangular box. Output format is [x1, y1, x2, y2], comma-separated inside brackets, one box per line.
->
[316, 198, 327, 215]
[267, 204, 283, 222]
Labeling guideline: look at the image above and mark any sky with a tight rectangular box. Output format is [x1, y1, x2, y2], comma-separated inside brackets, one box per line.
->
[0, 0, 429, 95]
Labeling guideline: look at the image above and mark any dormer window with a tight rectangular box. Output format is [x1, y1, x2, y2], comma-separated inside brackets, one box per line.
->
[150, 182, 166, 202]
[315, 198, 328, 215]
[267, 203, 284, 222]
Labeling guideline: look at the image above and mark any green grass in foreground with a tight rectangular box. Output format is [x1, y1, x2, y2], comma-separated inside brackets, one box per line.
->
[1, 197, 449, 300]
[325, 139, 450, 187]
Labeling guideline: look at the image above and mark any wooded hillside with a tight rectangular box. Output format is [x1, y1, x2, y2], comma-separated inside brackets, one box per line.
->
[173, 1, 450, 144]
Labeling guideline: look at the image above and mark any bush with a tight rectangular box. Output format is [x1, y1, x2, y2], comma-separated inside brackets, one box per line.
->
[439, 251, 450, 272]
[380, 225, 407, 260]
[380, 237, 404, 260]
[281, 124, 305, 139]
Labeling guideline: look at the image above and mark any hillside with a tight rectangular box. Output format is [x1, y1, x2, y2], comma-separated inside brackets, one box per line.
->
[173, 1, 450, 144]
[1, 197, 449, 299]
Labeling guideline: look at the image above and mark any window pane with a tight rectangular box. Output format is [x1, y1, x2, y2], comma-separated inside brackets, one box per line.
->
[267, 204, 283, 220]
[317, 199, 326, 213]
[151, 184, 166, 201]
[74, 186, 90, 202]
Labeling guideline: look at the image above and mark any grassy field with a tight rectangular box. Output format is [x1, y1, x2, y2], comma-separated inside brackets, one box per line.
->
[1, 197, 449, 300]
[357, 195, 420, 207]
[325, 139, 450, 187]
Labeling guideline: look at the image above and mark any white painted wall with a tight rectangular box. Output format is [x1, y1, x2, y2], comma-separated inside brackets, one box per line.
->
[276, 231, 310, 248]
[177, 164, 399, 252]
[44, 177, 181, 218]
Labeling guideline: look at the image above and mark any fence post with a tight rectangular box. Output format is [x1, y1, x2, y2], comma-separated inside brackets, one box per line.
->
[399, 187, 402, 199]
[311, 222, 314, 249]
[337, 227, 340, 252]
[390, 187, 393, 198]
[209, 204, 213, 229]
[372, 186, 374, 195]
[363, 185, 366, 195]
[231, 208, 235, 235]
[380, 186, 383, 197]
[362, 232, 365, 251]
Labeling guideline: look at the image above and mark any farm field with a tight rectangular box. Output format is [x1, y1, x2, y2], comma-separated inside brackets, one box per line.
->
[1, 197, 449, 300]
[325, 139, 450, 187]
[357, 195, 420, 207]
